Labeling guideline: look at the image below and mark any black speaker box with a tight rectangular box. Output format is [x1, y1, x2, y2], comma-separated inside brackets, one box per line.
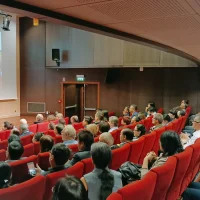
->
[52, 49, 60, 61]
[105, 68, 120, 84]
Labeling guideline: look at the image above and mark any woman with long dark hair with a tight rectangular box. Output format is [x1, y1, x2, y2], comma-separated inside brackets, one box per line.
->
[81, 142, 122, 200]
[0, 162, 11, 189]
[141, 131, 183, 178]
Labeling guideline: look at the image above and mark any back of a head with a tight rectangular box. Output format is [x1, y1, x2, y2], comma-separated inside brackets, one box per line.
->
[71, 115, 79, 123]
[0, 162, 11, 189]
[55, 124, 64, 135]
[51, 143, 71, 165]
[122, 128, 134, 141]
[36, 114, 44, 121]
[154, 113, 163, 124]
[163, 114, 171, 123]
[78, 130, 94, 151]
[20, 118, 27, 125]
[122, 116, 131, 125]
[99, 132, 114, 146]
[136, 124, 146, 137]
[95, 111, 104, 121]
[40, 135, 54, 153]
[160, 131, 183, 156]
[84, 116, 93, 125]
[62, 125, 76, 139]
[20, 123, 29, 132]
[109, 116, 119, 127]
[11, 128, 20, 136]
[8, 141, 24, 160]
[99, 122, 110, 133]
[4, 121, 13, 130]
[56, 113, 64, 119]
[34, 132, 44, 142]
[52, 176, 87, 200]
[86, 124, 98, 136]
[102, 110, 109, 121]
[47, 115, 56, 122]
[8, 134, 20, 144]
[59, 119, 66, 126]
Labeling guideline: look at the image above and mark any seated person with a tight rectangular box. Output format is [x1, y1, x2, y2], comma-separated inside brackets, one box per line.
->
[0, 162, 12, 189]
[2, 121, 13, 131]
[70, 115, 79, 124]
[32, 132, 44, 143]
[56, 113, 64, 120]
[52, 176, 88, 200]
[168, 110, 177, 122]
[40, 135, 54, 153]
[145, 101, 156, 112]
[138, 112, 146, 120]
[8, 134, 20, 144]
[61, 125, 77, 146]
[108, 116, 119, 133]
[6, 141, 24, 163]
[173, 99, 189, 112]
[80, 142, 122, 200]
[36, 143, 71, 176]
[34, 114, 44, 124]
[58, 118, 66, 126]
[140, 131, 183, 178]
[54, 124, 64, 135]
[20, 124, 32, 137]
[150, 113, 163, 132]
[82, 116, 93, 128]
[111, 128, 133, 149]
[123, 106, 130, 116]
[48, 122, 55, 130]
[10, 128, 20, 136]
[19, 118, 27, 125]
[94, 111, 103, 125]
[131, 116, 140, 124]
[162, 114, 171, 126]
[180, 115, 200, 149]
[99, 132, 114, 146]
[147, 107, 157, 118]
[47, 114, 55, 123]
[102, 110, 109, 122]
[121, 116, 131, 126]
[133, 124, 146, 141]
[86, 124, 98, 137]
[129, 104, 138, 118]
[99, 121, 110, 134]
[177, 110, 186, 118]
[70, 130, 94, 166]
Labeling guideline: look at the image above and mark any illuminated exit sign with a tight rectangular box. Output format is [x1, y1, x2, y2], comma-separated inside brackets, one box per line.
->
[76, 75, 85, 82]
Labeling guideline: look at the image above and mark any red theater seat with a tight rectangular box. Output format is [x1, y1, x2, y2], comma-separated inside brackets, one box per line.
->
[0, 140, 8, 150]
[0, 175, 45, 200]
[5, 130, 11, 140]
[171, 119, 179, 133]
[107, 193, 122, 200]
[64, 117, 69, 124]
[29, 124, 37, 134]
[165, 123, 173, 132]
[109, 143, 131, 170]
[117, 171, 157, 200]
[157, 108, 164, 114]
[108, 112, 115, 117]
[54, 135, 62, 143]
[143, 117, 153, 133]
[33, 142, 40, 155]
[73, 122, 84, 131]
[68, 144, 79, 155]
[82, 158, 94, 175]
[0, 149, 6, 161]
[37, 152, 50, 171]
[20, 134, 32, 146]
[44, 162, 84, 200]
[46, 130, 56, 138]
[22, 143, 35, 157]
[37, 122, 49, 132]
[0, 130, 7, 141]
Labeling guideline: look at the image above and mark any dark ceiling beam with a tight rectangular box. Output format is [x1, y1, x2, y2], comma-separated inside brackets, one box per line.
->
[1, 0, 200, 64]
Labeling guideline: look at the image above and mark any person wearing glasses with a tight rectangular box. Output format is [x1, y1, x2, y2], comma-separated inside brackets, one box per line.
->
[180, 115, 200, 149]
[132, 124, 146, 141]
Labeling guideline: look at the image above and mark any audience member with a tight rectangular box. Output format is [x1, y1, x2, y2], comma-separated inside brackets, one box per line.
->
[58, 118, 66, 126]
[133, 124, 146, 141]
[150, 113, 163, 132]
[94, 111, 103, 125]
[6, 141, 24, 163]
[40, 135, 54, 153]
[162, 114, 171, 126]
[47, 114, 56, 122]
[36, 143, 71, 176]
[181, 115, 200, 148]
[140, 131, 183, 178]
[86, 124, 98, 137]
[138, 112, 146, 120]
[61, 125, 77, 146]
[19, 118, 27, 125]
[147, 107, 157, 117]
[131, 116, 140, 124]
[82, 116, 93, 127]
[81, 142, 122, 200]
[54, 124, 64, 135]
[145, 101, 156, 112]
[121, 116, 131, 126]
[52, 176, 88, 200]
[8, 134, 20, 144]
[32, 132, 44, 143]
[48, 122, 55, 130]
[173, 99, 189, 112]
[56, 113, 64, 120]
[168, 110, 177, 121]
[129, 104, 138, 118]
[0, 162, 11, 189]
[70, 115, 79, 124]
[123, 106, 130, 116]
[102, 110, 109, 122]
[177, 110, 186, 118]
[70, 130, 94, 166]
[34, 114, 44, 124]
[10, 128, 20, 136]
[2, 121, 13, 130]
[99, 121, 110, 134]
[20, 124, 32, 137]
[99, 132, 114, 146]
[111, 128, 133, 149]
[108, 116, 119, 133]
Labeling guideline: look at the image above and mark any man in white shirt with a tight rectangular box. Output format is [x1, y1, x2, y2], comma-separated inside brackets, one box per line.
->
[181, 115, 200, 149]
[108, 116, 119, 133]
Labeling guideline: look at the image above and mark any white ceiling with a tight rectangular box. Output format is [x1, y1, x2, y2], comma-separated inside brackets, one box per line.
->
[5, 0, 200, 61]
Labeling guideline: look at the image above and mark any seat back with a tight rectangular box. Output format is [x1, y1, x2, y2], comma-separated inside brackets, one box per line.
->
[0, 131, 7, 141]
[0, 140, 8, 150]
[118, 117, 123, 127]
[29, 124, 38, 134]
[64, 117, 69, 125]
[157, 108, 164, 114]
[46, 130, 56, 138]
[177, 117, 183, 134]
[117, 171, 157, 200]
[44, 162, 84, 200]
[22, 143, 35, 157]
[73, 122, 84, 131]
[21, 134, 33, 146]
[166, 147, 193, 200]
[9, 155, 38, 184]
[125, 123, 137, 130]
[109, 143, 131, 170]
[37, 122, 49, 132]
[0, 149, 6, 161]
[82, 158, 94, 175]
[37, 152, 50, 171]
[0, 175, 45, 200]
[5, 130, 11, 140]
[144, 117, 153, 133]
[165, 123, 173, 132]
[33, 142, 41, 155]
[54, 135, 62, 144]
[128, 137, 145, 164]
[68, 144, 79, 158]
[110, 129, 119, 144]
[171, 119, 179, 133]
[107, 193, 122, 200]
[138, 132, 156, 164]
[179, 116, 187, 133]
[151, 156, 177, 200]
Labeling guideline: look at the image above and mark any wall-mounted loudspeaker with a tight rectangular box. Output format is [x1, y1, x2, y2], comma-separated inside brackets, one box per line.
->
[52, 49, 60, 66]
[105, 68, 120, 84]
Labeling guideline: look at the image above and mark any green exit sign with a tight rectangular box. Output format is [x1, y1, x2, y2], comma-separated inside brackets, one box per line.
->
[76, 75, 85, 82]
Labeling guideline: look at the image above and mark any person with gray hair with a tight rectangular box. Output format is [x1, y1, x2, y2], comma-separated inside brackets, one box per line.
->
[20, 118, 27, 125]
[99, 132, 114, 146]
[108, 116, 119, 133]
[20, 123, 32, 137]
[150, 113, 163, 132]
[34, 114, 44, 124]
[61, 125, 78, 146]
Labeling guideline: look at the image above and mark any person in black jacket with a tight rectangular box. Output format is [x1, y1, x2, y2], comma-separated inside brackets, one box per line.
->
[69, 130, 94, 166]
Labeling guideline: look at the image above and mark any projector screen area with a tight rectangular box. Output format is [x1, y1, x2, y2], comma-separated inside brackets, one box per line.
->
[0, 15, 17, 100]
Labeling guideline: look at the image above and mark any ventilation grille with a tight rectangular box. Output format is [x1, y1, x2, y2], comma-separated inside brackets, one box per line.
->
[27, 102, 46, 113]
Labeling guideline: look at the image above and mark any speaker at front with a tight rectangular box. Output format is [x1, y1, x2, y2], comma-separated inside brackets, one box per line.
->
[52, 49, 60, 66]
[105, 68, 120, 84]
